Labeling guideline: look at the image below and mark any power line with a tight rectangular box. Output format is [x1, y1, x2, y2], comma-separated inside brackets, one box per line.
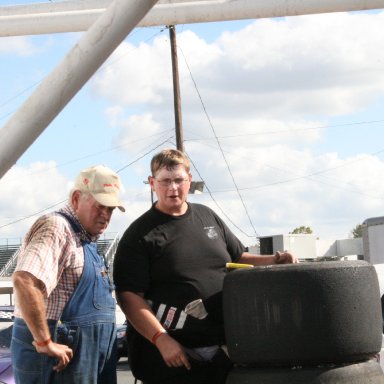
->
[184, 122, 384, 201]
[0, 199, 66, 230]
[0, 136, 175, 230]
[179, 47, 259, 239]
[186, 154, 256, 239]
[116, 136, 174, 173]
[0, 27, 166, 122]
[99, 27, 166, 72]
[2, 129, 174, 182]
[185, 118, 384, 141]
[196, 143, 384, 201]
[214, 172, 384, 201]
[162, 27, 257, 238]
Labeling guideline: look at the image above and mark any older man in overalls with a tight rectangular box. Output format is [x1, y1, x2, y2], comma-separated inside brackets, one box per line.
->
[11, 165, 125, 384]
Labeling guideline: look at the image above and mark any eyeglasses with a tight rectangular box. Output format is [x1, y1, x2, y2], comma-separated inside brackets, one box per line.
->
[154, 177, 189, 187]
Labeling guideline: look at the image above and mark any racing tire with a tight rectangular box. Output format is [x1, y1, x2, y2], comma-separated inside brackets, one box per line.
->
[226, 360, 384, 384]
[223, 260, 382, 366]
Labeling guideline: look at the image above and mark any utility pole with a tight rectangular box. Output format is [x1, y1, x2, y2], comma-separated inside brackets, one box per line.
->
[147, 25, 204, 204]
[144, 25, 182, 206]
[168, 25, 204, 194]
[168, 25, 184, 152]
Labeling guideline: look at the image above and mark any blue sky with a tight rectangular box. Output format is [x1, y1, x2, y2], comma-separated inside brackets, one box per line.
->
[1, 2, 384, 249]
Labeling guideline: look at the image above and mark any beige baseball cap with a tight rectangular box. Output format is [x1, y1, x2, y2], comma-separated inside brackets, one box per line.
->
[74, 165, 125, 212]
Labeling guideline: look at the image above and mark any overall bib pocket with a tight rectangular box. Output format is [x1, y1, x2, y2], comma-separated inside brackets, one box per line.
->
[92, 261, 116, 310]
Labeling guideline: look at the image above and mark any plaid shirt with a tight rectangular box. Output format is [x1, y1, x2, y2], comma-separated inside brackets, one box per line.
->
[14, 205, 98, 320]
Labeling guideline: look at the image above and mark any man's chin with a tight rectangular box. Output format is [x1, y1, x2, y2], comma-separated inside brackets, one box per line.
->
[95, 225, 108, 235]
[168, 200, 183, 208]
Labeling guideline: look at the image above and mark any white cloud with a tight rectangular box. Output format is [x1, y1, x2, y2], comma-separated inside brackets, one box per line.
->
[184, 144, 384, 244]
[0, 36, 40, 56]
[105, 106, 125, 128]
[184, 118, 323, 148]
[202, 12, 384, 118]
[89, 10, 384, 243]
[0, 162, 69, 238]
[115, 113, 163, 144]
[92, 36, 173, 105]
[92, 11, 384, 135]
[0, 162, 152, 241]
[2, 11, 384, 250]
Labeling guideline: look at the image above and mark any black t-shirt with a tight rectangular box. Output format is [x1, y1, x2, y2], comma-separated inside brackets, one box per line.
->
[113, 203, 245, 308]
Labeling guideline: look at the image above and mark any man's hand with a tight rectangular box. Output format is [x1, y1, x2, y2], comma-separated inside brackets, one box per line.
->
[155, 333, 191, 370]
[275, 251, 298, 264]
[33, 340, 74, 372]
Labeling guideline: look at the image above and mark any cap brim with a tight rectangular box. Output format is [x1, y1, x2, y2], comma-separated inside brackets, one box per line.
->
[92, 193, 125, 212]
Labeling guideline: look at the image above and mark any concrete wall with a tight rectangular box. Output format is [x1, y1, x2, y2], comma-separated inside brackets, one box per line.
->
[254, 236, 363, 259]
[363, 217, 384, 264]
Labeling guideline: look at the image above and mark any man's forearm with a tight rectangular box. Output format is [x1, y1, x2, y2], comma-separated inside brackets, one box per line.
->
[13, 271, 51, 342]
[116, 291, 166, 342]
[238, 252, 276, 266]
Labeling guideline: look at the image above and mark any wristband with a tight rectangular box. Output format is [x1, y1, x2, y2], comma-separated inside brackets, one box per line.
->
[151, 330, 167, 345]
[34, 337, 52, 347]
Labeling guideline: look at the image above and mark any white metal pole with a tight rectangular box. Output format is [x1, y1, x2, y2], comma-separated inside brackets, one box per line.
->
[0, 0, 158, 179]
[1, 0, 384, 36]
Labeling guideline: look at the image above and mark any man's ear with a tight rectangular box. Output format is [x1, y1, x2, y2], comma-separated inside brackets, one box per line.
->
[71, 190, 81, 210]
[148, 176, 155, 191]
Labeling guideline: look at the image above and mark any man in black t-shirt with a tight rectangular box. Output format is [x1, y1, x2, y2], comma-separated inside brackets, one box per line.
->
[113, 149, 297, 384]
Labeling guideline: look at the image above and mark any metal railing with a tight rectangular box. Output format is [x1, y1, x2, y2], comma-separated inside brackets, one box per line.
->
[0, 234, 120, 277]
[103, 233, 120, 281]
[0, 247, 20, 277]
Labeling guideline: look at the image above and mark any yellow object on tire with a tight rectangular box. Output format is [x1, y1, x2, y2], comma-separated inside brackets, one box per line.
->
[226, 262, 253, 269]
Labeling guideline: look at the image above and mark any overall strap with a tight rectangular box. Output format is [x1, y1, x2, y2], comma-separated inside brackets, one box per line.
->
[56, 212, 115, 324]
[56, 211, 83, 237]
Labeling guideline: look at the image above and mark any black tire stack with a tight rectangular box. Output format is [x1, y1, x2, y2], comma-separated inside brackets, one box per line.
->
[223, 260, 384, 383]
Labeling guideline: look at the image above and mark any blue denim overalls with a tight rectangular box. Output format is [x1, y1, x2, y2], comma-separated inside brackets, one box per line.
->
[12, 212, 117, 384]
